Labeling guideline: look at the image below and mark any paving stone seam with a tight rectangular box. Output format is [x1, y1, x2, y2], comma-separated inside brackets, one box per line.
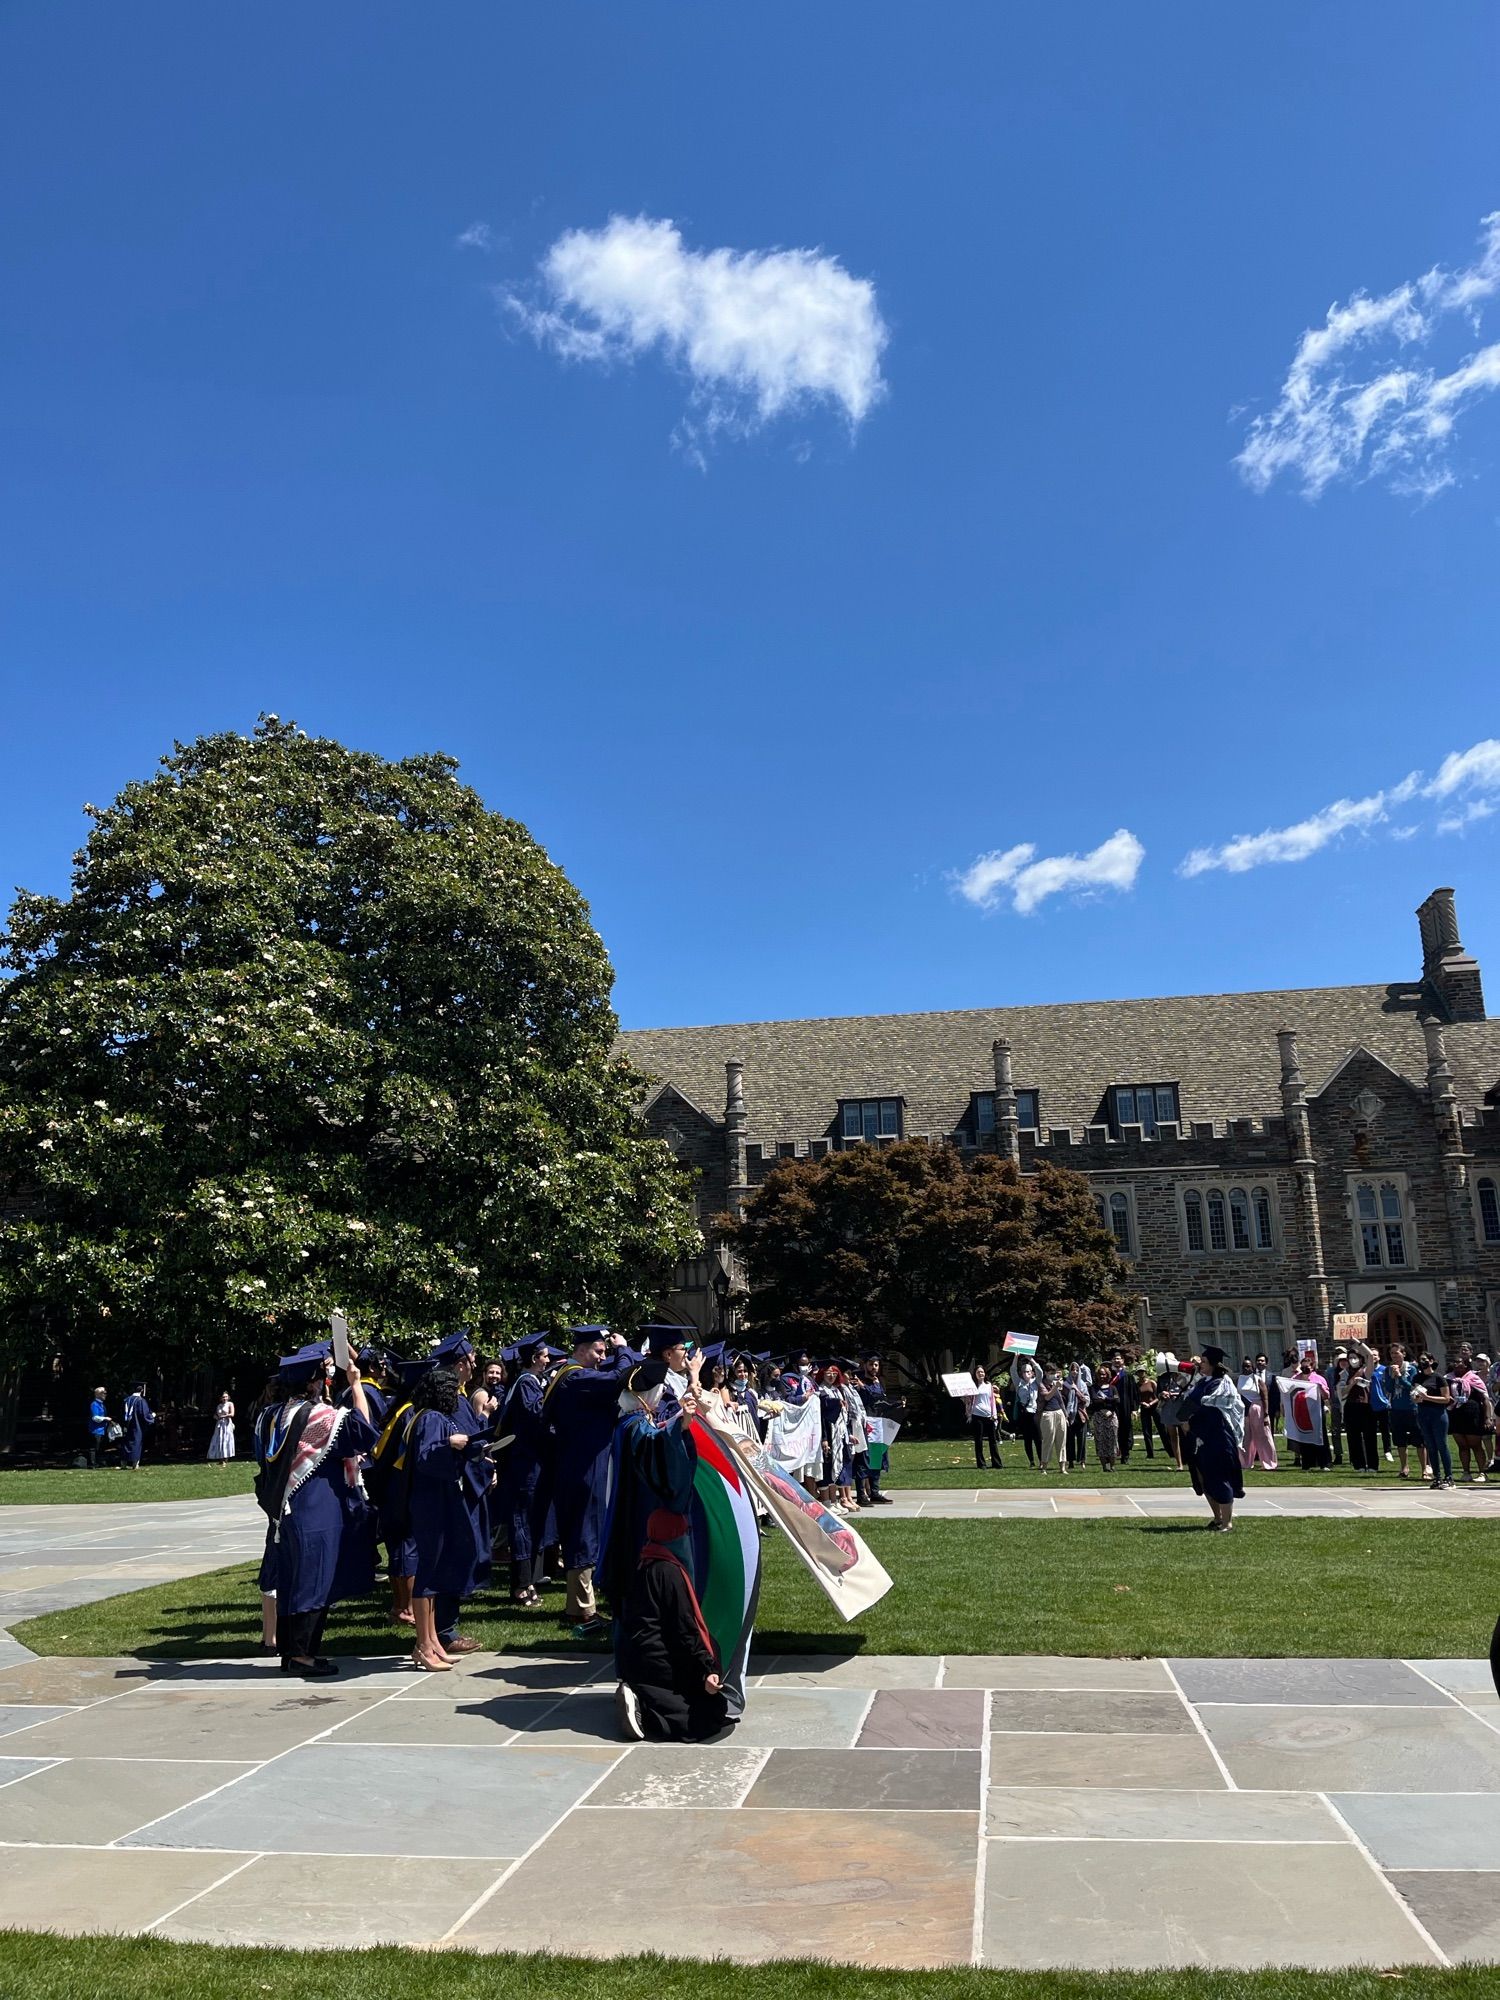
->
[1403, 1660, 1500, 1741]
[983, 1833, 1351, 1845]
[1316, 1791, 1452, 1969]
[142, 1851, 265, 1934]
[104, 1669, 426, 1847]
[0, 1839, 520, 1860]
[435, 1743, 632, 1946]
[1160, 1659, 1238, 1792]
[730, 1747, 773, 1808]
[970, 1687, 993, 1968]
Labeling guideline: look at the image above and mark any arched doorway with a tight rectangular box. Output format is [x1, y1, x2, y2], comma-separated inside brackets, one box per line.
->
[1368, 1300, 1435, 1357]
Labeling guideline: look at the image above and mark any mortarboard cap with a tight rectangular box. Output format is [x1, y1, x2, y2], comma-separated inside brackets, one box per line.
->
[626, 1358, 670, 1395]
[1201, 1344, 1228, 1367]
[432, 1331, 476, 1364]
[698, 1341, 728, 1367]
[356, 1345, 382, 1368]
[639, 1325, 692, 1351]
[394, 1355, 435, 1390]
[568, 1324, 610, 1344]
[277, 1340, 331, 1381]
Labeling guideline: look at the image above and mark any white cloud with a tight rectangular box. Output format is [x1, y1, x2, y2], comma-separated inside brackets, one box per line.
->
[499, 214, 887, 450]
[1180, 736, 1500, 877]
[1237, 212, 1500, 497]
[955, 829, 1144, 916]
[456, 222, 496, 252]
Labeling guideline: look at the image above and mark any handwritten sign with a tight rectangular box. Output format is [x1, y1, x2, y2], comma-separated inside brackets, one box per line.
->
[942, 1371, 978, 1399]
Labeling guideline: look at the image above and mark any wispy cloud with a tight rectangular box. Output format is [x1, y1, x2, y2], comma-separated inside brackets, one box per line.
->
[497, 214, 887, 454]
[456, 222, 497, 252]
[955, 829, 1145, 916]
[1180, 737, 1500, 877]
[1236, 212, 1500, 498]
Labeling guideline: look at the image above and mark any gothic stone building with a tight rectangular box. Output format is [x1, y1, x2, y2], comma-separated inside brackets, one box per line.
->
[621, 887, 1500, 1368]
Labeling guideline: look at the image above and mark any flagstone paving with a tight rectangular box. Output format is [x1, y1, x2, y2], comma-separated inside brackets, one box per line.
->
[0, 1645, 1494, 1967]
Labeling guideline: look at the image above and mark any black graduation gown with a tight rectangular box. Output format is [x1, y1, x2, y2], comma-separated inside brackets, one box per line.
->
[618, 1553, 729, 1742]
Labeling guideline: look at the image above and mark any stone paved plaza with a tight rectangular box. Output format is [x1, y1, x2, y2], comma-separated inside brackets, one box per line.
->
[0, 1645, 1497, 1966]
[1, 1491, 1498, 1969]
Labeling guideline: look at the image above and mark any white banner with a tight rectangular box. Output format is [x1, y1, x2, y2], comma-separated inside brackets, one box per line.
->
[942, 1371, 978, 1398]
[764, 1395, 822, 1475]
[1277, 1375, 1325, 1448]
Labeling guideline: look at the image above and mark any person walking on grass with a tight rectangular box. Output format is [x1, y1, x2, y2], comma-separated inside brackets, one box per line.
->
[1180, 1345, 1245, 1531]
[208, 1390, 235, 1465]
[1448, 1368, 1492, 1485]
[1413, 1356, 1455, 1491]
[120, 1382, 155, 1469]
[1236, 1358, 1278, 1471]
[1384, 1344, 1425, 1482]
[1135, 1364, 1160, 1459]
[964, 1364, 1004, 1472]
[1065, 1361, 1091, 1470]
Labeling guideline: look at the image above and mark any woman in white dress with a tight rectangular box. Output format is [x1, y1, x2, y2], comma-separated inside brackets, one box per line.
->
[208, 1392, 236, 1464]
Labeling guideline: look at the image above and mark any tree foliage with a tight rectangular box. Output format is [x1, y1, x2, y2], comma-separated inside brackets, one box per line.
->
[733, 1139, 1136, 1371]
[0, 718, 698, 1373]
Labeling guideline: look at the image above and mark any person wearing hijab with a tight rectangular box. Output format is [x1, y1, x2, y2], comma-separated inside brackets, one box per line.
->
[407, 1364, 493, 1670]
[614, 1506, 729, 1744]
[1236, 1356, 1278, 1471]
[497, 1338, 552, 1607]
[1179, 1345, 1246, 1532]
[602, 1356, 702, 1614]
[253, 1342, 378, 1675]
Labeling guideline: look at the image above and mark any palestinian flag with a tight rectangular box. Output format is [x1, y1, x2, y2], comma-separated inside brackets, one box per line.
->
[686, 1416, 761, 1717]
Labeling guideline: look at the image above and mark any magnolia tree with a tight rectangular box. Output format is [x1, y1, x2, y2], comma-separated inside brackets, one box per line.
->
[0, 718, 698, 1375]
[732, 1138, 1136, 1376]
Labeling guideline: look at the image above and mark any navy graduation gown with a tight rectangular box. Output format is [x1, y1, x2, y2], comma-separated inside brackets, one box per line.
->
[408, 1407, 491, 1600]
[498, 1372, 549, 1568]
[261, 1404, 381, 1616]
[545, 1349, 639, 1572]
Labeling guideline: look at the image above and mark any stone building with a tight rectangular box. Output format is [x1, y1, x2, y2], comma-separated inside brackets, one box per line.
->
[621, 887, 1500, 1366]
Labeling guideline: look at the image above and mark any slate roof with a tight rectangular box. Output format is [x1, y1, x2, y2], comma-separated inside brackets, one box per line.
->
[619, 984, 1500, 1143]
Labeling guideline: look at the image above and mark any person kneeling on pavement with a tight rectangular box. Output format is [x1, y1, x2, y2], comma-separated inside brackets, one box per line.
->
[615, 1508, 729, 1743]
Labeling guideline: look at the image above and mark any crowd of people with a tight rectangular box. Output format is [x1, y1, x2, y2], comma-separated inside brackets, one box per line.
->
[246, 1327, 895, 1740]
[966, 1339, 1498, 1492]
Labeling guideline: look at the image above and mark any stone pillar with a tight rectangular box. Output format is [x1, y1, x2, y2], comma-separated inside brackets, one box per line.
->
[992, 1037, 1020, 1163]
[1424, 1018, 1477, 1288]
[1278, 1028, 1330, 1338]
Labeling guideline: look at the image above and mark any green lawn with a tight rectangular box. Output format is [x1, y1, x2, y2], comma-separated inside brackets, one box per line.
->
[0, 1463, 256, 1506]
[881, 1441, 1382, 1489]
[16, 1517, 1497, 1661]
[0, 1938, 1484, 2000]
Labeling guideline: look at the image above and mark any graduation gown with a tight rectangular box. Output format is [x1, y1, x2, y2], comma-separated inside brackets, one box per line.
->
[543, 1349, 639, 1572]
[617, 1551, 728, 1742]
[460, 1391, 497, 1581]
[1181, 1379, 1246, 1504]
[408, 1407, 491, 1599]
[120, 1393, 154, 1467]
[497, 1372, 549, 1568]
[260, 1405, 380, 1615]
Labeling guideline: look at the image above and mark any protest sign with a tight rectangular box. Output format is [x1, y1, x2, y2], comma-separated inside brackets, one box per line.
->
[1002, 1331, 1039, 1356]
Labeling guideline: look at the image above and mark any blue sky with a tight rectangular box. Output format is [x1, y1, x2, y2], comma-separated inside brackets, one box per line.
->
[3, 2, 1498, 1029]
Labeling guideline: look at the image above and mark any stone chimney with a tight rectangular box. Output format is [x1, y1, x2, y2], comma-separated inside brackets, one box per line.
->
[1417, 888, 1486, 1023]
[991, 1037, 1020, 1162]
[723, 1059, 748, 1219]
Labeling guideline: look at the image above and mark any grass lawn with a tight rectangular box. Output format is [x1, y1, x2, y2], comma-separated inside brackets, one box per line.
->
[0, 1463, 256, 1506]
[0, 1938, 1487, 2000]
[882, 1441, 1382, 1489]
[15, 1517, 1497, 1661]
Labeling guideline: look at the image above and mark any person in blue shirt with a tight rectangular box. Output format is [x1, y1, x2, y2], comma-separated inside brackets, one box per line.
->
[119, 1383, 155, 1469]
[86, 1388, 110, 1468]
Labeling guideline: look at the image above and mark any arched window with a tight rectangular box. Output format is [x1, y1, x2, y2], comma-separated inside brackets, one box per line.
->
[1217, 1307, 1237, 1330]
[1253, 1187, 1274, 1250]
[1194, 1308, 1214, 1335]
[1109, 1191, 1132, 1254]
[1229, 1188, 1251, 1251]
[1184, 1190, 1204, 1252]
[1207, 1189, 1228, 1251]
[1480, 1177, 1500, 1244]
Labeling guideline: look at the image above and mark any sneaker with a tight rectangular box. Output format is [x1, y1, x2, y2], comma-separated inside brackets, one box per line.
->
[1444, 1478, 1456, 1488]
[1475, 1474, 1488, 1485]
[614, 1682, 644, 1741]
[1384, 1451, 1395, 1463]
[872, 1492, 894, 1505]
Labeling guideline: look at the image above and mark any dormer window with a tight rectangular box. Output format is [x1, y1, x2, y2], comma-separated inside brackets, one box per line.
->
[968, 1089, 1040, 1137]
[840, 1097, 903, 1141]
[1110, 1083, 1180, 1136]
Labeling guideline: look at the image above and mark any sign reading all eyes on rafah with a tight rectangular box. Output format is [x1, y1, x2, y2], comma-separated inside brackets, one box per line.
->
[1332, 1312, 1369, 1345]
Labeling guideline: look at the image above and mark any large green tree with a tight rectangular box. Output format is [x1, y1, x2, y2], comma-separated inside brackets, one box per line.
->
[0, 718, 698, 1373]
[732, 1139, 1136, 1373]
